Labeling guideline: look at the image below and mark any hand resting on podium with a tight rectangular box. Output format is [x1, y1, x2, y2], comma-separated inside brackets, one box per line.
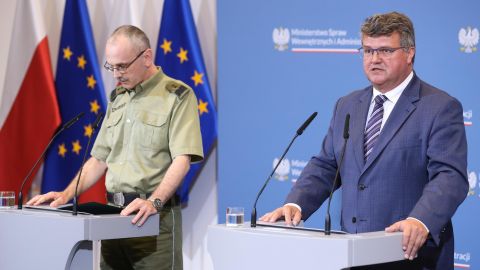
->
[259, 204, 302, 226]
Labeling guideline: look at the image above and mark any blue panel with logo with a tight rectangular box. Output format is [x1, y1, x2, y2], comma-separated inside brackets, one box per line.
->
[219, 0, 479, 268]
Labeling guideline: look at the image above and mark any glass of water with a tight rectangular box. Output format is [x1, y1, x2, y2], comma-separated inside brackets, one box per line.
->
[0, 191, 15, 209]
[226, 207, 244, 227]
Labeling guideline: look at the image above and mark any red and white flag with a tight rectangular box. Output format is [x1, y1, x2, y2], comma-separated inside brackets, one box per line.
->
[0, 0, 61, 200]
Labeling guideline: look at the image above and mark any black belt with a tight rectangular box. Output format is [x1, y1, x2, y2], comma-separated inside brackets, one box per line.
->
[106, 192, 178, 208]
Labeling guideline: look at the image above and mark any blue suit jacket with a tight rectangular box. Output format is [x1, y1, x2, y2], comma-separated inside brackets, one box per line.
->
[286, 74, 468, 269]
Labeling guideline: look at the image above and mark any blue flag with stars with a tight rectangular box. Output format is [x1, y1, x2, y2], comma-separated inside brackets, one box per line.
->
[42, 0, 107, 201]
[155, 0, 218, 203]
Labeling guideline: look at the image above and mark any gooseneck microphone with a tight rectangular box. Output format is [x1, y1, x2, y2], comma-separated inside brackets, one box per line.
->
[251, 112, 317, 227]
[325, 113, 350, 235]
[72, 112, 104, 216]
[17, 112, 85, 209]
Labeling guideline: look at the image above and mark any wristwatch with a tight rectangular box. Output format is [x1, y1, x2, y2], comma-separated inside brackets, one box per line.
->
[148, 198, 164, 211]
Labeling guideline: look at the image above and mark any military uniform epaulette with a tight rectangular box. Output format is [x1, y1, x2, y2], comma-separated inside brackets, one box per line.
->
[110, 86, 128, 102]
[166, 81, 188, 99]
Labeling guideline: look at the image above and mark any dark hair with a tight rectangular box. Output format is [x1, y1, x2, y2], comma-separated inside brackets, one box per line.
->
[111, 25, 151, 52]
[361, 12, 415, 48]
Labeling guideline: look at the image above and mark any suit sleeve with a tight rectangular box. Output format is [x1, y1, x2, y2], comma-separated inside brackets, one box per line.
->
[409, 97, 468, 244]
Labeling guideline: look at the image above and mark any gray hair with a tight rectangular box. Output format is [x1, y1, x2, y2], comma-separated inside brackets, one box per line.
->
[110, 25, 151, 52]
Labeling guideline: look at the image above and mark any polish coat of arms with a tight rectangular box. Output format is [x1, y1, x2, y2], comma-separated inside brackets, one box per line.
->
[273, 27, 290, 51]
[458, 27, 479, 53]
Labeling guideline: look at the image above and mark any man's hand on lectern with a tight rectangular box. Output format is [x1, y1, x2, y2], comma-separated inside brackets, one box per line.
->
[385, 218, 429, 261]
[260, 205, 302, 226]
[26, 191, 69, 208]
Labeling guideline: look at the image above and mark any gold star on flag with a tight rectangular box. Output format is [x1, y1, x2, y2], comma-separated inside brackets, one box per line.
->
[177, 47, 188, 63]
[90, 99, 100, 114]
[84, 124, 93, 138]
[87, 75, 96, 89]
[63, 46, 73, 61]
[160, 39, 172, 54]
[58, 143, 67, 158]
[198, 99, 209, 115]
[72, 140, 82, 155]
[191, 70, 204, 86]
[77, 55, 87, 69]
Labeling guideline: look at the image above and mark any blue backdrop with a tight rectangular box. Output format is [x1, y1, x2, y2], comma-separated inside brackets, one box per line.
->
[218, 1, 479, 268]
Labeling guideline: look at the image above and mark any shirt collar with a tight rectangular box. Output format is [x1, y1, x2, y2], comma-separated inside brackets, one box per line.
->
[371, 71, 414, 105]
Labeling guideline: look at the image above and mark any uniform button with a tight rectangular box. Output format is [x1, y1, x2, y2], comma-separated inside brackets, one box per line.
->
[126, 119, 131, 123]
[352, 217, 357, 223]
[358, 184, 366, 190]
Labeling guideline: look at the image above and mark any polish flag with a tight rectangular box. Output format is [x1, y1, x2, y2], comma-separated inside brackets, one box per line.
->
[0, 0, 61, 201]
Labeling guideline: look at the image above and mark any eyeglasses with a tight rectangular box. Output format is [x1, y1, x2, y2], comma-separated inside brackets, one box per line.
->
[358, 47, 409, 58]
[104, 49, 147, 73]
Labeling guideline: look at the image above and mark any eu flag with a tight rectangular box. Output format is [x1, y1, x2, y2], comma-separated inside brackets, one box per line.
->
[42, 0, 107, 202]
[155, 0, 218, 203]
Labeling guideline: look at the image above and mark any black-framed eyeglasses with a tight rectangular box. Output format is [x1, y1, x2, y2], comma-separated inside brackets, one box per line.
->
[104, 49, 147, 73]
[358, 47, 409, 58]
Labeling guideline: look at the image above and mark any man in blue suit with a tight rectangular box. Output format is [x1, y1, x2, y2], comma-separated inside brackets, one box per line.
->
[260, 12, 468, 270]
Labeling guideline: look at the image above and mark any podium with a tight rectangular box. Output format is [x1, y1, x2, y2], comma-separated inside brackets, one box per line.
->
[0, 207, 159, 270]
[208, 223, 405, 270]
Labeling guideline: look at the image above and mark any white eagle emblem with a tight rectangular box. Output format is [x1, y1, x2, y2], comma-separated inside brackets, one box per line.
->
[458, 27, 479, 53]
[463, 110, 472, 119]
[273, 158, 290, 181]
[468, 171, 477, 196]
[273, 27, 290, 51]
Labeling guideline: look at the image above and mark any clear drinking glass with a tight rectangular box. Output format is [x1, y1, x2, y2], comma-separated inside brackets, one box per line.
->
[0, 191, 15, 209]
[226, 207, 244, 227]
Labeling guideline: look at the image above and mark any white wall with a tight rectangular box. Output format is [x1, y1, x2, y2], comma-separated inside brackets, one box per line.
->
[0, 1, 217, 269]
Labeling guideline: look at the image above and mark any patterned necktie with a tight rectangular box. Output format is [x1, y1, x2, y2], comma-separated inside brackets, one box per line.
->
[364, 95, 387, 161]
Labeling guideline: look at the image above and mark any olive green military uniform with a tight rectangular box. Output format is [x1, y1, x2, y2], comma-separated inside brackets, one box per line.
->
[91, 67, 203, 270]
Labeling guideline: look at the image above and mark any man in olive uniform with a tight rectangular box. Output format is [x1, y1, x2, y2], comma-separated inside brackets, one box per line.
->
[27, 25, 203, 270]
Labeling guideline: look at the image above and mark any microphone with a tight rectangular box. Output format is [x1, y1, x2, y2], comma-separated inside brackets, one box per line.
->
[63, 112, 85, 129]
[92, 112, 104, 129]
[251, 112, 317, 227]
[72, 112, 104, 215]
[324, 113, 350, 235]
[297, 112, 317, 135]
[18, 112, 85, 209]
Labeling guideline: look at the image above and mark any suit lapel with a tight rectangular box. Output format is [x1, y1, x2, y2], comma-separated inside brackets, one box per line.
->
[361, 75, 421, 174]
[351, 89, 372, 171]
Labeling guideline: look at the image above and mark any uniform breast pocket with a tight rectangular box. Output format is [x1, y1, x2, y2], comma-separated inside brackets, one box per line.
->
[135, 111, 169, 151]
[105, 112, 123, 147]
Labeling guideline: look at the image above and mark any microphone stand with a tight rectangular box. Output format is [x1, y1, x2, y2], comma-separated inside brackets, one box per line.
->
[73, 113, 103, 216]
[18, 112, 85, 209]
[325, 114, 350, 235]
[251, 134, 298, 227]
[251, 112, 317, 227]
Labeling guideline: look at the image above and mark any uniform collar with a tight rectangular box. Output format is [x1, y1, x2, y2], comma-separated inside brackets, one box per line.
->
[135, 67, 165, 93]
